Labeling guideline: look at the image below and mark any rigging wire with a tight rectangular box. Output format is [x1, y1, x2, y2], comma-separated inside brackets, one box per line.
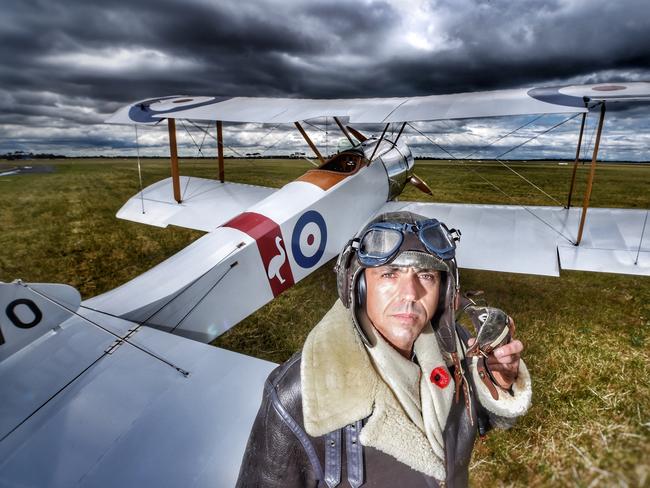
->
[0, 349, 107, 443]
[487, 113, 583, 207]
[186, 120, 247, 158]
[186, 120, 264, 159]
[178, 120, 200, 200]
[406, 122, 575, 244]
[134, 125, 145, 214]
[492, 113, 582, 160]
[186, 119, 319, 168]
[180, 119, 204, 158]
[433, 113, 582, 207]
[20, 282, 190, 376]
[197, 122, 208, 155]
[303, 120, 326, 132]
[79, 242, 246, 358]
[635, 210, 649, 265]
[169, 262, 238, 333]
[325, 117, 328, 157]
[178, 121, 216, 200]
[581, 110, 599, 164]
[135, 242, 245, 328]
[459, 114, 546, 160]
[0, 278, 199, 443]
[253, 122, 284, 153]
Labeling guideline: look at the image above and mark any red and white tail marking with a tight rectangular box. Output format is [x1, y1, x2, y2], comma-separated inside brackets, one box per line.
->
[224, 212, 295, 297]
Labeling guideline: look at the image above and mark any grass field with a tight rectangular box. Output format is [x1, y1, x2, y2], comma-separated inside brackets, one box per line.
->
[0, 157, 648, 487]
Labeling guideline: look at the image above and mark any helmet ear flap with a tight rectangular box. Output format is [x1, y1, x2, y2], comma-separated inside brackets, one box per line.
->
[336, 240, 356, 308]
[356, 271, 366, 308]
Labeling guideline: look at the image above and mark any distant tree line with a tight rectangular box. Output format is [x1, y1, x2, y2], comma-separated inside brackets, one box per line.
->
[2, 151, 66, 160]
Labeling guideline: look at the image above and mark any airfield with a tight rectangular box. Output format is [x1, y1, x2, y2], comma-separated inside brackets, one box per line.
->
[1, 157, 648, 486]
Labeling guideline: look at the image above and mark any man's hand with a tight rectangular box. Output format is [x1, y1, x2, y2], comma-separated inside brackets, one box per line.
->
[486, 340, 523, 390]
[467, 338, 523, 390]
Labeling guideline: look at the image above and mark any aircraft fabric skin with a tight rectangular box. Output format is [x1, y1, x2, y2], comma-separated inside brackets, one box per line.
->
[1, 80, 649, 487]
[105, 82, 650, 125]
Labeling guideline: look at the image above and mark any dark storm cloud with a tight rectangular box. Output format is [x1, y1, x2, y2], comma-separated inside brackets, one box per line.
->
[344, 0, 650, 96]
[1, 0, 311, 99]
[0, 0, 649, 158]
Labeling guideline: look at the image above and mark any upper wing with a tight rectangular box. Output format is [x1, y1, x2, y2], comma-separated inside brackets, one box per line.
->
[382, 202, 649, 277]
[0, 280, 275, 488]
[105, 82, 650, 125]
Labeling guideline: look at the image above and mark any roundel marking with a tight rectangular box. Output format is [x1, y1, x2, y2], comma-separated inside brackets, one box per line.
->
[292, 210, 327, 269]
[6, 298, 42, 329]
[127, 96, 231, 123]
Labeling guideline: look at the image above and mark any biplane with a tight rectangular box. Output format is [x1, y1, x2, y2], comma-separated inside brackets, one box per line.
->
[1, 82, 649, 487]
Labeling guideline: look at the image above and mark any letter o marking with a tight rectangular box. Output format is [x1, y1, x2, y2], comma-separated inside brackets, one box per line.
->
[6, 299, 42, 329]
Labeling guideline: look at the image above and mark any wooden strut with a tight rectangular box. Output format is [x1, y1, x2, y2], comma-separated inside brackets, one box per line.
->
[576, 103, 606, 246]
[567, 111, 587, 209]
[333, 116, 355, 146]
[167, 118, 182, 203]
[294, 122, 325, 164]
[217, 120, 225, 183]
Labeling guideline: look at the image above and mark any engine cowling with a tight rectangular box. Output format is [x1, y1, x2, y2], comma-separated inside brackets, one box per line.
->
[361, 137, 415, 200]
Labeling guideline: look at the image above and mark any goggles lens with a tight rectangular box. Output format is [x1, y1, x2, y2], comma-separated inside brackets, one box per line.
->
[358, 228, 402, 260]
[357, 219, 458, 267]
[419, 221, 455, 256]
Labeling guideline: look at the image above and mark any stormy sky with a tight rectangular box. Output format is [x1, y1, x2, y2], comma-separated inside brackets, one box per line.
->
[1, 0, 649, 160]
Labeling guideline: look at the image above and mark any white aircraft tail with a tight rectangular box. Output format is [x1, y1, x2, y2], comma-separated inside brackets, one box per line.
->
[0, 281, 81, 362]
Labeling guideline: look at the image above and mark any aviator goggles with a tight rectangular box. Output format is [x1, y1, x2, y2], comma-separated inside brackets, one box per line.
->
[355, 218, 460, 267]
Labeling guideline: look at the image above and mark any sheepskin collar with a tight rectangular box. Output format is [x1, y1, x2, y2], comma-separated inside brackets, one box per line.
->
[301, 300, 377, 437]
[301, 300, 446, 479]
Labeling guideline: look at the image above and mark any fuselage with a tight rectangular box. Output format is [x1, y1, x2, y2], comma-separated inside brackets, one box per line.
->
[84, 138, 414, 342]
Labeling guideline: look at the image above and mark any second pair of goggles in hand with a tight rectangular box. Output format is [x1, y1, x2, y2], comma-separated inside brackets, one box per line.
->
[354, 218, 461, 267]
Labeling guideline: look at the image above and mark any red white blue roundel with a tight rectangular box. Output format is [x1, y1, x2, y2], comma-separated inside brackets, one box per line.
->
[291, 210, 327, 269]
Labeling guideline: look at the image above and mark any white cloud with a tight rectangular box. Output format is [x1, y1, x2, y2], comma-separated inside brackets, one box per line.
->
[42, 47, 199, 74]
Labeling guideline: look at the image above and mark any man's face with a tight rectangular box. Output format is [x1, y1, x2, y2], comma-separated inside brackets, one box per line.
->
[364, 266, 441, 357]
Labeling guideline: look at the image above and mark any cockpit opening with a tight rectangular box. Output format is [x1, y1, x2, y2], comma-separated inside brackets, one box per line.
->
[296, 150, 368, 190]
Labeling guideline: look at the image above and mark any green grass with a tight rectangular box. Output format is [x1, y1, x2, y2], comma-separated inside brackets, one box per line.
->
[0, 157, 648, 487]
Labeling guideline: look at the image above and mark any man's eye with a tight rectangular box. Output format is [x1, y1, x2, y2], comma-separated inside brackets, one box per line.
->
[419, 273, 435, 281]
[381, 272, 396, 278]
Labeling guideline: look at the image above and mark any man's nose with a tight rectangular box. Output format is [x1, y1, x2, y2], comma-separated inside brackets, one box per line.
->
[399, 273, 421, 301]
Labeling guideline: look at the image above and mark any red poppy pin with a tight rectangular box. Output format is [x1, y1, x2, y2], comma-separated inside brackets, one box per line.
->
[430, 366, 450, 389]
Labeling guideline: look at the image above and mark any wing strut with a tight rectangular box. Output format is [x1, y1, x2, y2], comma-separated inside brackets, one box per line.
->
[567, 110, 587, 209]
[369, 123, 390, 161]
[576, 103, 606, 245]
[333, 116, 354, 146]
[217, 121, 225, 183]
[294, 122, 325, 164]
[167, 119, 182, 203]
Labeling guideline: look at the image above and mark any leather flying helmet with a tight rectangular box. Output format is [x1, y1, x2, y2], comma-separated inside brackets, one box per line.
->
[335, 211, 461, 353]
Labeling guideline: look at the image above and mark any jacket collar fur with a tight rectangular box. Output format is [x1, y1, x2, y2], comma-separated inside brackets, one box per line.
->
[301, 299, 447, 479]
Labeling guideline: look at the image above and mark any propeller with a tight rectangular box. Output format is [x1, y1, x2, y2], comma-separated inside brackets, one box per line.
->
[345, 126, 367, 143]
[408, 174, 433, 196]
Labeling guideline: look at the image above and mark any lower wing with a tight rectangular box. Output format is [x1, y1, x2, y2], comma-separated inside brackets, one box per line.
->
[381, 202, 649, 276]
[117, 176, 276, 231]
[0, 281, 275, 488]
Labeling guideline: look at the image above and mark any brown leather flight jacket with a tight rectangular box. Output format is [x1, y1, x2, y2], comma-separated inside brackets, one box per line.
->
[236, 299, 532, 488]
[236, 352, 483, 488]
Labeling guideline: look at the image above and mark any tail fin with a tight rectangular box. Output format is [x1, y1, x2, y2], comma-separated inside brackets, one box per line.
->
[0, 281, 81, 362]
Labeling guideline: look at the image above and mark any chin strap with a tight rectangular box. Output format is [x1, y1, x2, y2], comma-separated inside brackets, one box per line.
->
[450, 349, 473, 425]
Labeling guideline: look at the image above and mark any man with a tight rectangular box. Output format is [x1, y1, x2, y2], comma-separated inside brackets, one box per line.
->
[237, 212, 532, 487]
